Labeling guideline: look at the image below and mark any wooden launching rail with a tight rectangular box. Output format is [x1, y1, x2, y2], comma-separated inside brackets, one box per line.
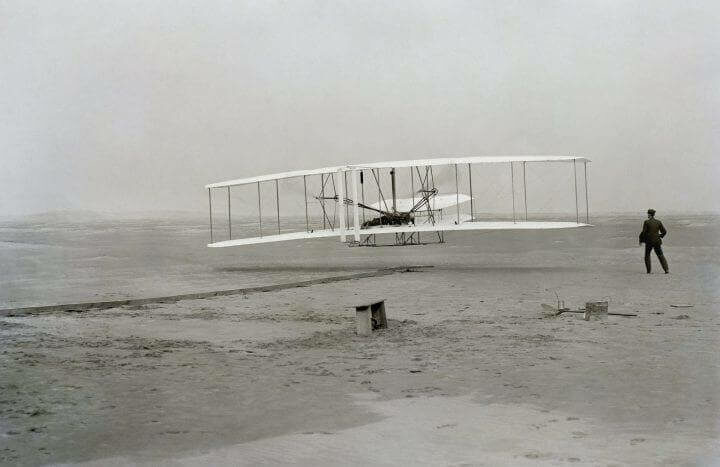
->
[0, 266, 432, 317]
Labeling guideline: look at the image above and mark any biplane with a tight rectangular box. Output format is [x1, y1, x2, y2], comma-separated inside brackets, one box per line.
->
[205, 156, 591, 247]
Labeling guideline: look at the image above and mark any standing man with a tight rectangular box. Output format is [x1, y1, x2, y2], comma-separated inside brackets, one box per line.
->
[639, 209, 669, 274]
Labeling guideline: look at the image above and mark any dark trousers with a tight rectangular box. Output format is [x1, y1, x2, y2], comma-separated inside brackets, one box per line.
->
[644, 243, 669, 273]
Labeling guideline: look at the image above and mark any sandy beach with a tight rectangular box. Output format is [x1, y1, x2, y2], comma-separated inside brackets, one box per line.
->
[1, 215, 719, 466]
[3, 0, 718, 463]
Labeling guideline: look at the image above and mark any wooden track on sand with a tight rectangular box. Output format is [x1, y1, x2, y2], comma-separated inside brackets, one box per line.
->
[0, 266, 432, 317]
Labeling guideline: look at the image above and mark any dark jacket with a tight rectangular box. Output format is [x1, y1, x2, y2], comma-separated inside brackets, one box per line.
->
[639, 218, 667, 245]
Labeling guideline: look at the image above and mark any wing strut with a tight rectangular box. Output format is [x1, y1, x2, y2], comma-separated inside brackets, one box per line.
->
[371, 169, 391, 214]
[320, 174, 325, 230]
[414, 166, 437, 225]
[510, 163, 516, 223]
[344, 171, 349, 228]
[303, 175, 309, 232]
[584, 160, 590, 224]
[523, 161, 528, 221]
[410, 167, 415, 208]
[454, 164, 460, 224]
[573, 158, 579, 224]
[257, 182, 262, 237]
[390, 168, 397, 213]
[351, 169, 360, 242]
[275, 179, 280, 234]
[468, 163, 474, 221]
[227, 187, 232, 240]
[318, 174, 336, 230]
[208, 188, 213, 243]
[360, 170, 366, 224]
[338, 169, 346, 242]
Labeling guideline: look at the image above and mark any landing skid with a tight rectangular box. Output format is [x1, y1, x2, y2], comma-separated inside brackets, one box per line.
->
[350, 231, 445, 247]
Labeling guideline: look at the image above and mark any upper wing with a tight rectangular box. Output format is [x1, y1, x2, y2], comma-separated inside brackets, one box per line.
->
[205, 165, 344, 189]
[205, 155, 591, 189]
[352, 155, 589, 170]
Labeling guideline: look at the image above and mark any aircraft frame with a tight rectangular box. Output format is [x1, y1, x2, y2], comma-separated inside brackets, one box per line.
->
[205, 155, 591, 248]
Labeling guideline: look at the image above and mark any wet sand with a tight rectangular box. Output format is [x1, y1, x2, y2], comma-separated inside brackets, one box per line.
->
[1, 216, 719, 465]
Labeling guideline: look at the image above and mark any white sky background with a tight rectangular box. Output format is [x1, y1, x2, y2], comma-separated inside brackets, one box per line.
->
[1, 0, 718, 217]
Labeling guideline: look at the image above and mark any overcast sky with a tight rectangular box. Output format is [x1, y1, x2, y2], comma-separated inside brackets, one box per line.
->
[1, 0, 718, 216]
